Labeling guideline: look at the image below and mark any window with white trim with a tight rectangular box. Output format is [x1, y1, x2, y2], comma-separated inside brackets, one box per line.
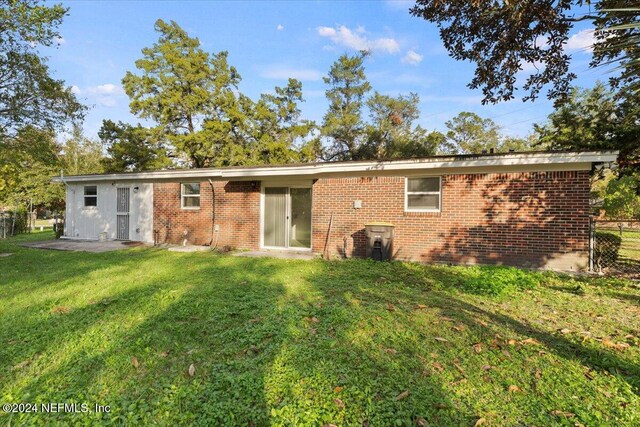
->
[405, 177, 441, 212]
[84, 186, 97, 207]
[181, 183, 200, 209]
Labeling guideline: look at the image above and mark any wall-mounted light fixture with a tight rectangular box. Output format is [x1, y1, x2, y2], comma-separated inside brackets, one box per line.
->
[133, 186, 139, 193]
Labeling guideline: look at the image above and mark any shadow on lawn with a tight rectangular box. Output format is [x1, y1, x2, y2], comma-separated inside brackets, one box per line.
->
[7, 255, 289, 425]
[3, 248, 640, 425]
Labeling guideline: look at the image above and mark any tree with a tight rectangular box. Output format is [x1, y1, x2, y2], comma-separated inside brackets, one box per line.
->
[255, 79, 317, 164]
[361, 92, 440, 159]
[0, 126, 64, 210]
[500, 135, 538, 153]
[321, 52, 371, 161]
[99, 120, 172, 172]
[410, 1, 640, 104]
[60, 124, 104, 176]
[0, 0, 84, 135]
[443, 112, 501, 154]
[534, 83, 640, 171]
[122, 19, 241, 167]
[602, 173, 640, 219]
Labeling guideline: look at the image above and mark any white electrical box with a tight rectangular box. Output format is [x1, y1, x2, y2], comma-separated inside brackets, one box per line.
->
[353, 200, 362, 209]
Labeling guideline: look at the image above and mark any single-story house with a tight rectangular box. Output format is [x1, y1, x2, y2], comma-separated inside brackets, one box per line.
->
[53, 150, 618, 271]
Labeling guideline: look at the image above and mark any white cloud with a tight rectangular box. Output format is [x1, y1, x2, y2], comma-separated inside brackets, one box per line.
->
[261, 66, 323, 81]
[96, 97, 117, 107]
[71, 83, 125, 108]
[566, 29, 595, 52]
[401, 49, 423, 65]
[86, 83, 125, 95]
[316, 25, 400, 54]
[277, 24, 284, 31]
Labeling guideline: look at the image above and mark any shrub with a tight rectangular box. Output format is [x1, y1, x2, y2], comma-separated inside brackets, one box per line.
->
[595, 231, 622, 269]
[454, 265, 541, 297]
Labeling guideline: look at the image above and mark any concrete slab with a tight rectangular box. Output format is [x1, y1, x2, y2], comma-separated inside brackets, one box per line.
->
[167, 245, 211, 252]
[20, 239, 143, 253]
[233, 250, 316, 260]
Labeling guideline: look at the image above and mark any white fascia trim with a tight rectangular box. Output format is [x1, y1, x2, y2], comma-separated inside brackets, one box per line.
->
[53, 151, 619, 183]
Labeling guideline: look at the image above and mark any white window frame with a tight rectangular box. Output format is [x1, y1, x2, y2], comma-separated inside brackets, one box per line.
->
[180, 183, 201, 210]
[83, 185, 98, 208]
[404, 176, 442, 213]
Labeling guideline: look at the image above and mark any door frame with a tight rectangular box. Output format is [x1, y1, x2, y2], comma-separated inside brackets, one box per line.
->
[260, 181, 312, 251]
[116, 186, 131, 241]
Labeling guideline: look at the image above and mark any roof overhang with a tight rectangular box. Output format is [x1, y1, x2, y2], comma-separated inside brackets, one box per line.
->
[52, 151, 619, 183]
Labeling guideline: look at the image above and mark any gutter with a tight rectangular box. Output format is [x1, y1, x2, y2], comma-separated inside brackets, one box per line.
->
[51, 151, 620, 183]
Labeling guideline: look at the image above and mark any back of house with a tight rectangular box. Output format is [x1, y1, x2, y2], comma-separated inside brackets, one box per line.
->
[53, 150, 619, 271]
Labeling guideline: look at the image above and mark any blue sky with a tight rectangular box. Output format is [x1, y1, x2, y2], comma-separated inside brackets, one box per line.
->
[42, 0, 603, 140]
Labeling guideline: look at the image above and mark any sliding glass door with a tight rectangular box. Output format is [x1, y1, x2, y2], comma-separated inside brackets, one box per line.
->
[263, 187, 311, 249]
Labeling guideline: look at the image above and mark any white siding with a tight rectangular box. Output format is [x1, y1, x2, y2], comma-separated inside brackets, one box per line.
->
[64, 182, 153, 243]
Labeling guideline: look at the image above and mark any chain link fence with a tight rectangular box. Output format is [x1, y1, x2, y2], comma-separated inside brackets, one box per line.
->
[590, 219, 640, 278]
[0, 211, 64, 239]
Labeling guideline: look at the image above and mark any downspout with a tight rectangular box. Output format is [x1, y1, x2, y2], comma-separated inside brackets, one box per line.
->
[60, 169, 72, 238]
[207, 179, 219, 249]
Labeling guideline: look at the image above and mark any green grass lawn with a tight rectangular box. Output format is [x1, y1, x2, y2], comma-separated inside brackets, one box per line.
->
[1, 232, 640, 426]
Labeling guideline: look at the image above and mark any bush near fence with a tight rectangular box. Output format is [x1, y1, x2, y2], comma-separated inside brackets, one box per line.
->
[594, 231, 623, 270]
[0, 211, 30, 238]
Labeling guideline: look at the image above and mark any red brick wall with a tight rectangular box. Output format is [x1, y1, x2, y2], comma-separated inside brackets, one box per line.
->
[311, 171, 591, 270]
[153, 181, 260, 249]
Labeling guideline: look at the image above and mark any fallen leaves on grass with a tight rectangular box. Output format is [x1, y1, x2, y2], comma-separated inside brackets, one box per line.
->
[384, 348, 398, 354]
[334, 386, 343, 393]
[395, 390, 410, 400]
[453, 323, 466, 332]
[472, 343, 483, 353]
[415, 417, 427, 426]
[474, 418, 486, 427]
[453, 361, 466, 376]
[132, 357, 139, 369]
[434, 337, 449, 343]
[386, 302, 396, 311]
[508, 384, 522, 393]
[602, 338, 630, 351]
[188, 364, 195, 377]
[51, 305, 70, 315]
[432, 362, 445, 372]
[550, 410, 575, 418]
[415, 304, 427, 310]
[520, 338, 542, 346]
[12, 360, 30, 370]
[334, 398, 345, 409]
[559, 328, 571, 335]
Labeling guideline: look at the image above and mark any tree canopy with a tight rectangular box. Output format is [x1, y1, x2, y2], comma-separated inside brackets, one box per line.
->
[410, 1, 640, 104]
[534, 83, 639, 171]
[0, 0, 84, 135]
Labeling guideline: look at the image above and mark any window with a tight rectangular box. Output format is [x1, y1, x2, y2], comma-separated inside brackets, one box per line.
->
[405, 177, 441, 212]
[181, 183, 200, 209]
[84, 186, 97, 207]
